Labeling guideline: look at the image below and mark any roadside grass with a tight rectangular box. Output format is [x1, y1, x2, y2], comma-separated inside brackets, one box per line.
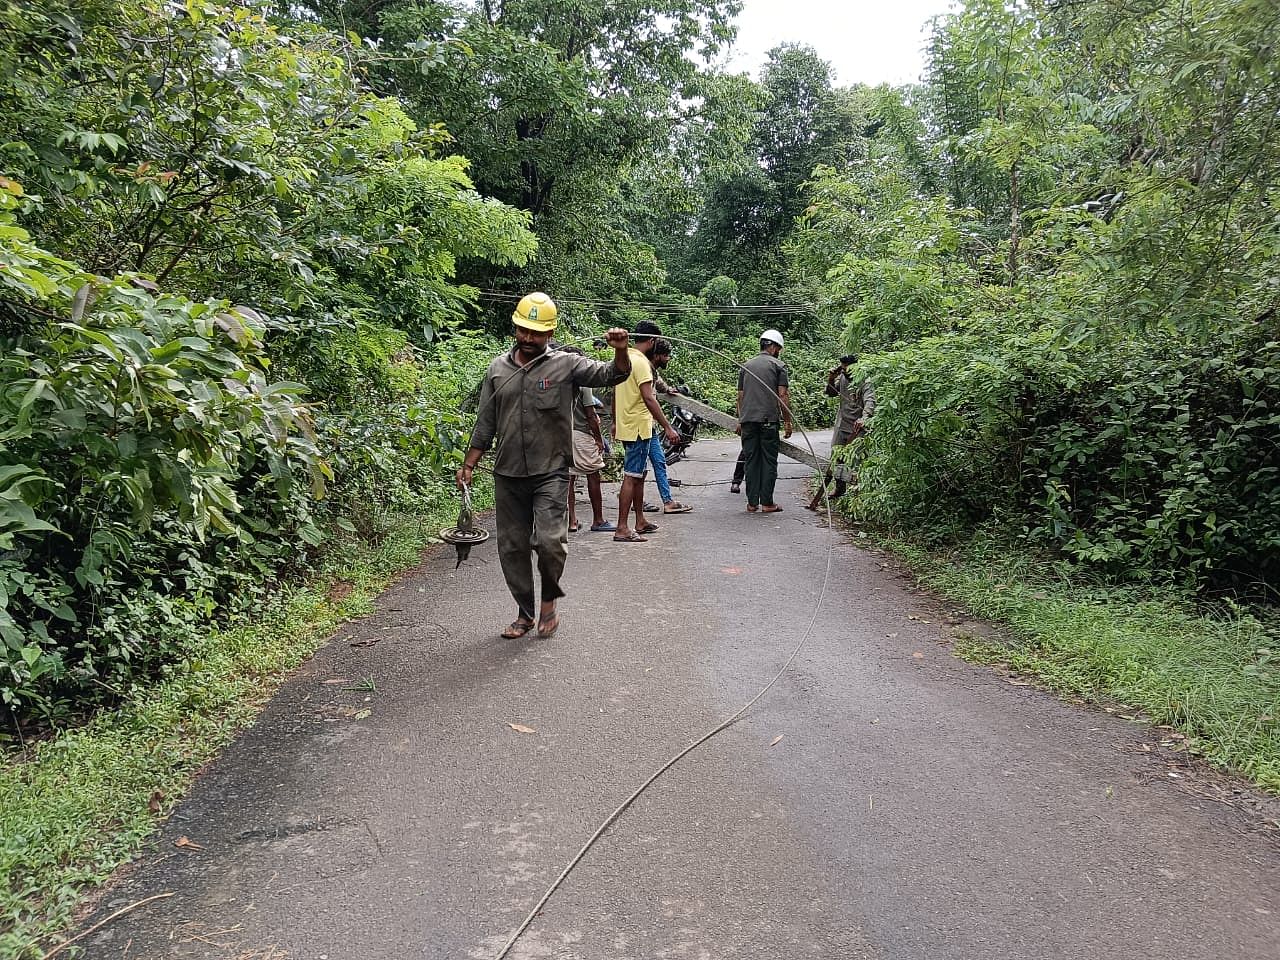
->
[0, 494, 475, 958]
[878, 532, 1280, 794]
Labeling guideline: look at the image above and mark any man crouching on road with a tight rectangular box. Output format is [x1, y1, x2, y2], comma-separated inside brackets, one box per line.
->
[456, 293, 632, 640]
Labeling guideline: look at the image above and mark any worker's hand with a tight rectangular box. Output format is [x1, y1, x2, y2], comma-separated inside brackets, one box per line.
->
[604, 327, 629, 349]
[664, 426, 680, 446]
[734, 422, 742, 436]
[456, 465, 473, 489]
[783, 423, 793, 439]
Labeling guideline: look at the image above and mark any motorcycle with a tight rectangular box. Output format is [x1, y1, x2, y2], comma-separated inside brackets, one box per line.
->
[661, 385, 703, 465]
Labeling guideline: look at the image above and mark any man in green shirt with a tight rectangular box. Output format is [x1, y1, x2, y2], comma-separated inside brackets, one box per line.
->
[456, 293, 631, 639]
[736, 328, 792, 513]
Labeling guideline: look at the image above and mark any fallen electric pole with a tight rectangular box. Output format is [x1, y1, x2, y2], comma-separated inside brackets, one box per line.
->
[667, 394, 829, 472]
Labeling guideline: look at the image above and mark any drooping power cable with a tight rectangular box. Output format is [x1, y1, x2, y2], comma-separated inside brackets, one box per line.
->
[478, 331, 840, 960]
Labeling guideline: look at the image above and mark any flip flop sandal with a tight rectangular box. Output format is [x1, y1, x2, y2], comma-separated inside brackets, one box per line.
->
[761, 504, 783, 513]
[590, 521, 617, 532]
[746, 504, 759, 513]
[637, 522, 660, 534]
[643, 502, 660, 512]
[568, 522, 581, 532]
[613, 532, 648, 543]
[663, 502, 693, 514]
[501, 619, 535, 639]
[536, 615, 560, 639]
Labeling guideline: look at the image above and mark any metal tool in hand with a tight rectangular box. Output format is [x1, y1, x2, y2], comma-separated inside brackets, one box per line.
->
[440, 481, 488, 568]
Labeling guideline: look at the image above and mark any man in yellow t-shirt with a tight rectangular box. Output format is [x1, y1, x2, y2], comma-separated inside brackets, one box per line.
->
[612, 320, 680, 542]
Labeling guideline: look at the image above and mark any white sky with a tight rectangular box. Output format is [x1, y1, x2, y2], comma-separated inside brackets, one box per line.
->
[723, 0, 958, 87]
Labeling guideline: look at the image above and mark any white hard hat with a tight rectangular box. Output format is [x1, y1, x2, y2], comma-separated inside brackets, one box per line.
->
[761, 328, 784, 348]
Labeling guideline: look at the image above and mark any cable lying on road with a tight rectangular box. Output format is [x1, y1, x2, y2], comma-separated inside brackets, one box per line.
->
[487, 332, 840, 960]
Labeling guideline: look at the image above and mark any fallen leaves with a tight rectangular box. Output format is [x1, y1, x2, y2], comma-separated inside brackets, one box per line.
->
[769, 735, 784, 747]
[507, 723, 537, 735]
[173, 836, 205, 851]
[721, 566, 743, 575]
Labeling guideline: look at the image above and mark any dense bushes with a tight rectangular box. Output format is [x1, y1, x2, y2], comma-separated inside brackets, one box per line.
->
[795, 0, 1280, 596]
[1021, 328, 1279, 587]
[0, 195, 326, 716]
[0, 1, 533, 722]
[851, 320, 1279, 592]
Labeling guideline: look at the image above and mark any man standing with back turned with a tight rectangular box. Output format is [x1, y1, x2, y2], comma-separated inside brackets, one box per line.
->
[456, 293, 632, 639]
[737, 328, 792, 514]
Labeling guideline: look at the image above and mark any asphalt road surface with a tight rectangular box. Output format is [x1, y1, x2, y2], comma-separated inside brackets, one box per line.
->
[78, 437, 1279, 959]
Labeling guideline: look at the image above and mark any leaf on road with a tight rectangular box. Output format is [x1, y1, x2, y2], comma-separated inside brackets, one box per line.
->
[147, 790, 164, 813]
[911, 651, 924, 659]
[721, 566, 743, 575]
[173, 836, 205, 851]
[769, 735, 784, 747]
[353, 709, 372, 720]
[507, 723, 536, 734]
[322, 679, 350, 684]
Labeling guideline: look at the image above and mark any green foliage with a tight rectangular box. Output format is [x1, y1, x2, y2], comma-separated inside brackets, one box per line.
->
[0, 192, 331, 716]
[0, 1, 535, 720]
[342, 0, 740, 302]
[795, 0, 1280, 594]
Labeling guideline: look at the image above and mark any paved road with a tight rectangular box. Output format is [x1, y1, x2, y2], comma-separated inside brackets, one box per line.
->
[80, 437, 1278, 959]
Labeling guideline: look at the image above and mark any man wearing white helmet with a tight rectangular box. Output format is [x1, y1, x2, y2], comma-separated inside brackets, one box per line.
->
[457, 292, 632, 639]
[736, 329, 792, 513]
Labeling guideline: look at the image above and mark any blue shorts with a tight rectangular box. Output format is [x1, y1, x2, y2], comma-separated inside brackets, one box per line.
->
[622, 439, 649, 478]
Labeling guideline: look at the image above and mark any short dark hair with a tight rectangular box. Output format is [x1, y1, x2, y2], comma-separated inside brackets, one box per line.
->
[561, 345, 584, 356]
[653, 338, 672, 357]
[840, 354, 857, 365]
[634, 319, 662, 338]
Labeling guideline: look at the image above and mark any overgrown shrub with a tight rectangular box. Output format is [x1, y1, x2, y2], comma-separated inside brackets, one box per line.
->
[0, 195, 328, 719]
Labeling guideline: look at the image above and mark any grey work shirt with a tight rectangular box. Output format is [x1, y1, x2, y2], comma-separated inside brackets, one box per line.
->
[833, 371, 876, 438]
[737, 351, 790, 423]
[469, 348, 628, 477]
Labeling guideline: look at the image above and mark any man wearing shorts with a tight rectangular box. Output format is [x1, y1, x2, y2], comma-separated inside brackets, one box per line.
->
[612, 320, 680, 543]
[563, 346, 613, 533]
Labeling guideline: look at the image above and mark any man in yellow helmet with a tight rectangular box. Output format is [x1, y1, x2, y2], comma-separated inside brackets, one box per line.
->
[456, 292, 631, 639]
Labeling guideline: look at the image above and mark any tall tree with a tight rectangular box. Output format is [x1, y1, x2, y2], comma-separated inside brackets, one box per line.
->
[316, 0, 741, 302]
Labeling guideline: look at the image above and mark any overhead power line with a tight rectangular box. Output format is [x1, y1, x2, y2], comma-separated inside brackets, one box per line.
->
[476, 289, 817, 315]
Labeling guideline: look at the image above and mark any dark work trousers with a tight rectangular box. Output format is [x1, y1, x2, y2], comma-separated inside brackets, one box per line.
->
[494, 471, 570, 619]
[740, 421, 781, 507]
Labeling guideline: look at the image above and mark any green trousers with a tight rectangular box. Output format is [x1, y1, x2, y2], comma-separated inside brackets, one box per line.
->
[494, 472, 570, 619]
[740, 421, 780, 507]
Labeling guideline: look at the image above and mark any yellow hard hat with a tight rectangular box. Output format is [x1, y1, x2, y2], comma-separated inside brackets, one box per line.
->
[512, 291, 558, 332]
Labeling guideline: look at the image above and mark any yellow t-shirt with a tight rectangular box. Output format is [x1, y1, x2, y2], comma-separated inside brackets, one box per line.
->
[613, 348, 654, 442]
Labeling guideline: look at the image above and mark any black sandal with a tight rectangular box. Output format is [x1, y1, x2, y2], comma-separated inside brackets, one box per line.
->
[501, 619, 535, 639]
